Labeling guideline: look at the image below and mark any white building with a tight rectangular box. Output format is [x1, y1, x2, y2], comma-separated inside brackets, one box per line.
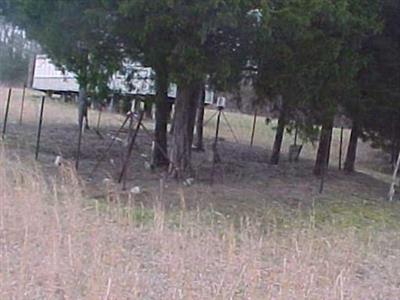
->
[32, 55, 79, 93]
[32, 55, 178, 98]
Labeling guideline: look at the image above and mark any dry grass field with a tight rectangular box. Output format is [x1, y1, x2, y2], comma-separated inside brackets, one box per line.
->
[1, 87, 400, 299]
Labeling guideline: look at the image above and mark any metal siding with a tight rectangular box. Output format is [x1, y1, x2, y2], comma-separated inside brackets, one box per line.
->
[32, 55, 178, 97]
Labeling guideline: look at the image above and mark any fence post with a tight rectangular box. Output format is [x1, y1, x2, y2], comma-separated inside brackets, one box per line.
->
[35, 96, 46, 160]
[19, 85, 26, 125]
[2, 88, 12, 140]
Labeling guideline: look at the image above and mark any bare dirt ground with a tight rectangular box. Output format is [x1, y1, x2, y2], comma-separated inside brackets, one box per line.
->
[0, 89, 394, 212]
[1, 87, 400, 299]
[0, 87, 393, 213]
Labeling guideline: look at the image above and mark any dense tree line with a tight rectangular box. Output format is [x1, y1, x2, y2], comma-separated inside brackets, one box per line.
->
[0, 16, 38, 85]
[0, 0, 399, 178]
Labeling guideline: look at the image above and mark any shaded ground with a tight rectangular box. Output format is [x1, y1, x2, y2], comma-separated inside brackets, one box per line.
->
[0, 87, 394, 217]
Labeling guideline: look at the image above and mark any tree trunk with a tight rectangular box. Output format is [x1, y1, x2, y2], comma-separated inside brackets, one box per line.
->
[144, 100, 153, 119]
[344, 122, 359, 173]
[270, 108, 286, 165]
[153, 73, 170, 167]
[76, 85, 88, 170]
[326, 125, 333, 166]
[194, 88, 206, 151]
[314, 119, 333, 176]
[78, 86, 89, 130]
[26, 54, 36, 88]
[391, 139, 400, 167]
[169, 106, 175, 135]
[391, 115, 397, 165]
[169, 82, 202, 178]
[108, 96, 115, 112]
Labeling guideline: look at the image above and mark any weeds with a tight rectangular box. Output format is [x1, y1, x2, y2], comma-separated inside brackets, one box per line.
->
[1, 151, 400, 299]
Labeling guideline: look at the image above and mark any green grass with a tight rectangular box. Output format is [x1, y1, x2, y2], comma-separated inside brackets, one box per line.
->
[84, 197, 156, 225]
[312, 198, 400, 230]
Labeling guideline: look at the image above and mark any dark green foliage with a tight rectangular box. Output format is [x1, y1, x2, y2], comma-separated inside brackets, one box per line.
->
[1, 0, 122, 96]
[114, 0, 258, 89]
[255, 0, 380, 128]
[252, 0, 381, 167]
[110, 0, 260, 173]
[0, 44, 28, 85]
[357, 0, 400, 160]
[1, 0, 399, 172]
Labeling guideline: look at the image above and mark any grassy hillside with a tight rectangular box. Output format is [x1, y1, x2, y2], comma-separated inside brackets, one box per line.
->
[1, 87, 400, 298]
[1, 150, 400, 299]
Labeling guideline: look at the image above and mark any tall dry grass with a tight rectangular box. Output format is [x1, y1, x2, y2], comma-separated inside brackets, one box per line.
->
[1, 150, 400, 299]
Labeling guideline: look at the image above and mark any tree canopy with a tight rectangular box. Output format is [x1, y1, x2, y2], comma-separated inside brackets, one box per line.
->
[1, 0, 399, 176]
[0, 16, 38, 85]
